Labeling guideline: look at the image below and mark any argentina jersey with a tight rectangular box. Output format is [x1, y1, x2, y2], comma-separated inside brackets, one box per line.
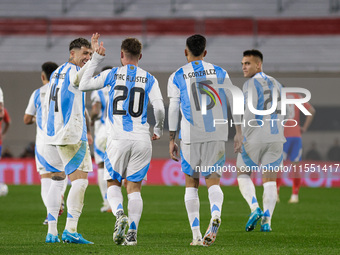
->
[25, 84, 49, 145]
[91, 87, 109, 134]
[44, 62, 87, 145]
[102, 64, 162, 141]
[242, 72, 286, 144]
[168, 60, 238, 144]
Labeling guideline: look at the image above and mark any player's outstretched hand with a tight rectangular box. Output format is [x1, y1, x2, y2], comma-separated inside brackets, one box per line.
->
[96, 42, 106, 56]
[152, 134, 160, 140]
[91, 33, 100, 52]
[169, 141, 179, 161]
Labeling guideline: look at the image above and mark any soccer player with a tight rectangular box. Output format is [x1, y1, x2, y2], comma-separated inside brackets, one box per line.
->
[237, 49, 286, 232]
[276, 92, 315, 203]
[43, 34, 100, 244]
[168, 34, 242, 246]
[24, 62, 68, 225]
[90, 66, 111, 212]
[79, 38, 165, 246]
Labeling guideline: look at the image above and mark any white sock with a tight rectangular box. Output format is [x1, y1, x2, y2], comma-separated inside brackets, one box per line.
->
[208, 185, 223, 218]
[41, 178, 52, 209]
[46, 179, 64, 235]
[127, 192, 143, 232]
[97, 168, 108, 205]
[184, 187, 201, 240]
[61, 177, 68, 197]
[237, 174, 259, 212]
[262, 181, 277, 225]
[65, 179, 88, 233]
[107, 185, 124, 217]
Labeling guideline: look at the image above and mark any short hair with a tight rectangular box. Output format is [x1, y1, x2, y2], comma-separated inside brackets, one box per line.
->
[121, 38, 142, 58]
[69, 38, 91, 52]
[186, 34, 206, 57]
[41, 61, 58, 81]
[243, 49, 263, 62]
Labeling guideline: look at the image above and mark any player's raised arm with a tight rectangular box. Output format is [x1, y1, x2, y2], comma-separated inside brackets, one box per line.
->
[167, 74, 180, 161]
[79, 45, 108, 92]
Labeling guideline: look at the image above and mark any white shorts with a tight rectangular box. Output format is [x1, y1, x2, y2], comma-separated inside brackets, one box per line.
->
[93, 133, 107, 164]
[103, 139, 151, 182]
[180, 141, 226, 178]
[44, 140, 93, 175]
[236, 142, 283, 171]
[35, 142, 62, 175]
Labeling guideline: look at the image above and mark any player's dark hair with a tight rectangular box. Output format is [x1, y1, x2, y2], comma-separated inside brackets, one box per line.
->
[41, 61, 58, 81]
[186, 34, 206, 57]
[121, 38, 142, 58]
[69, 38, 91, 52]
[243, 49, 263, 62]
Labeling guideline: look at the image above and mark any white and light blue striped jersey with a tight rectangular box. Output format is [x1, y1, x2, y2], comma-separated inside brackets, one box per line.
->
[242, 72, 286, 144]
[44, 62, 87, 145]
[168, 60, 239, 144]
[25, 83, 49, 145]
[86, 64, 163, 142]
[91, 87, 109, 136]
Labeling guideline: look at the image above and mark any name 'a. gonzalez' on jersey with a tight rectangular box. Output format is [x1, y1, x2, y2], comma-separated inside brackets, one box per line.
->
[44, 62, 87, 145]
[242, 72, 286, 144]
[99, 64, 163, 141]
[168, 60, 238, 144]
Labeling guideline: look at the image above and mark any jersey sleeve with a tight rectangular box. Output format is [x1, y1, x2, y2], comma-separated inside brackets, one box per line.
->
[148, 78, 165, 137]
[79, 52, 109, 91]
[25, 90, 37, 116]
[148, 78, 163, 103]
[167, 72, 180, 98]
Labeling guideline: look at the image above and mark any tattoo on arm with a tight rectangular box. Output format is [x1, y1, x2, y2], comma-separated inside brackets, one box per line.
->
[169, 131, 176, 141]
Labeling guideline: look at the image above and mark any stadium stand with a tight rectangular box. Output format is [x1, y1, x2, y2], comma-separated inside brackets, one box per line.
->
[0, 0, 339, 18]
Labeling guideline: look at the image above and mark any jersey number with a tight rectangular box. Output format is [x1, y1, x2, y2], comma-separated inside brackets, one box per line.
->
[263, 89, 281, 114]
[49, 84, 59, 112]
[112, 86, 145, 117]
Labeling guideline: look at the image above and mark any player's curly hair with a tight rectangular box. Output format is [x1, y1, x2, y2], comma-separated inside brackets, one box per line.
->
[121, 38, 142, 58]
[243, 49, 263, 62]
[69, 38, 91, 52]
[41, 62, 58, 81]
[186, 34, 206, 57]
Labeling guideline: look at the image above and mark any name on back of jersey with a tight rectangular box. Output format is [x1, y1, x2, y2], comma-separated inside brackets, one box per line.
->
[183, 69, 216, 79]
[114, 73, 148, 83]
[52, 73, 66, 79]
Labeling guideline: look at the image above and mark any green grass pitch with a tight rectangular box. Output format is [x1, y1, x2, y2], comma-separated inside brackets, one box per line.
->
[0, 185, 339, 254]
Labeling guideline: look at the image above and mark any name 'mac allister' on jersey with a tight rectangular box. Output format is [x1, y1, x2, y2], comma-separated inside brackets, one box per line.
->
[91, 87, 109, 135]
[79, 53, 165, 142]
[44, 62, 88, 145]
[242, 71, 286, 144]
[168, 60, 241, 144]
[25, 83, 49, 145]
